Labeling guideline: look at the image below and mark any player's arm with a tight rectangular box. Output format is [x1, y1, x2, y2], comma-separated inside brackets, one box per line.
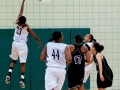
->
[40, 45, 47, 61]
[84, 46, 90, 63]
[85, 54, 94, 66]
[16, 0, 25, 21]
[96, 53, 103, 77]
[84, 43, 91, 60]
[65, 46, 72, 65]
[27, 27, 42, 47]
[68, 45, 74, 52]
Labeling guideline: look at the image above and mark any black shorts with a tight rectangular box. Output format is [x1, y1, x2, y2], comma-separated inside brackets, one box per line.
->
[67, 65, 85, 88]
[97, 68, 113, 88]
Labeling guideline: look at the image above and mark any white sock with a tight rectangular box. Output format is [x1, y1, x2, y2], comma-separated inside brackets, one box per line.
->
[8, 69, 12, 73]
[21, 75, 25, 79]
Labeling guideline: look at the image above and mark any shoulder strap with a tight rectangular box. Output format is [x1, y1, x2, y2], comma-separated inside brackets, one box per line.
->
[85, 43, 90, 51]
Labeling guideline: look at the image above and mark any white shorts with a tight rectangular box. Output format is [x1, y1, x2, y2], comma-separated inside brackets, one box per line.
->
[9, 41, 28, 63]
[83, 63, 92, 83]
[45, 67, 66, 90]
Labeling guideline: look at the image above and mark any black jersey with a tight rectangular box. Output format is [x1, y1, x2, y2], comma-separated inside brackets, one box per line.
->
[93, 53, 113, 88]
[93, 54, 110, 71]
[67, 44, 85, 88]
[69, 44, 85, 68]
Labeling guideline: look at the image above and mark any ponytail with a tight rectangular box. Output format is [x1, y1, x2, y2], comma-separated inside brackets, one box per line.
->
[89, 34, 96, 42]
[99, 45, 104, 52]
[93, 39, 96, 42]
[75, 34, 82, 43]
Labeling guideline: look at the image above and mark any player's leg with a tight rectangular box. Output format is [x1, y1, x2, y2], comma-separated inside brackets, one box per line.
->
[67, 68, 76, 90]
[18, 43, 28, 88]
[5, 60, 17, 84]
[54, 68, 66, 90]
[76, 88, 78, 90]
[77, 83, 84, 90]
[77, 66, 85, 90]
[45, 67, 57, 90]
[19, 63, 26, 88]
[98, 88, 106, 90]
[83, 64, 92, 83]
[5, 42, 18, 84]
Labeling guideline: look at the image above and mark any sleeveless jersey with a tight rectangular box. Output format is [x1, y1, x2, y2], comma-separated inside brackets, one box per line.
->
[69, 44, 85, 68]
[13, 24, 28, 43]
[84, 42, 93, 61]
[46, 42, 67, 69]
[84, 42, 92, 51]
[93, 54, 110, 71]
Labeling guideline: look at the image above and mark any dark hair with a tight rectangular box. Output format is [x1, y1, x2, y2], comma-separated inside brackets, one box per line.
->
[16, 16, 28, 27]
[48, 31, 62, 42]
[89, 34, 96, 42]
[19, 16, 26, 24]
[75, 34, 83, 43]
[93, 42, 104, 52]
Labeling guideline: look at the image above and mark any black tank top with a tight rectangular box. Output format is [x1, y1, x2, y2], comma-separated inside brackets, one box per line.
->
[93, 53, 110, 71]
[69, 44, 85, 68]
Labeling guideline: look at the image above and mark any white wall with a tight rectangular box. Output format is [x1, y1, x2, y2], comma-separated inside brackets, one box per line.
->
[0, 0, 120, 89]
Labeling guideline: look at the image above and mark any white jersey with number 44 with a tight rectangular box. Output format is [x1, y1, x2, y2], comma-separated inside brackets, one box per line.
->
[46, 42, 67, 69]
[13, 24, 28, 43]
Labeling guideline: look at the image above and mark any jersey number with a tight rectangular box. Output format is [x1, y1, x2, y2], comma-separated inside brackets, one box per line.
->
[16, 26, 22, 35]
[52, 49, 60, 60]
[74, 55, 82, 64]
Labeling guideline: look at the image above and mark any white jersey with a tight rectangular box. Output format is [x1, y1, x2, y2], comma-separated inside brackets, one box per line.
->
[84, 42, 93, 57]
[84, 42, 92, 50]
[13, 24, 28, 43]
[46, 42, 67, 69]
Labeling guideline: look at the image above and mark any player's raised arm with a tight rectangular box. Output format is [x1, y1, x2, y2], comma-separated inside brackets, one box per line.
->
[16, 0, 25, 21]
[27, 27, 42, 47]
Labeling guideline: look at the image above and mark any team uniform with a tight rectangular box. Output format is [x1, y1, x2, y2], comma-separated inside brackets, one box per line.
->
[10, 23, 28, 63]
[45, 42, 67, 90]
[83, 42, 92, 83]
[93, 53, 113, 88]
[67, 44, 85, 89]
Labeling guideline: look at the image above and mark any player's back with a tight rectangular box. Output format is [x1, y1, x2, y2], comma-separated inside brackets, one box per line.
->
[46, 42, 67, 69]
[69, 44, 85, 68]
[13, 24, 28, 43]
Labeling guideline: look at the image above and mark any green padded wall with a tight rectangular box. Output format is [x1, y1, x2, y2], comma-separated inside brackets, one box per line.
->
[9, 29, 31, 90]
[0, 29, 10, 90]
[0, 28, 90, 90]
[70, 28, 90, 89]
[31, 29, 50, 90]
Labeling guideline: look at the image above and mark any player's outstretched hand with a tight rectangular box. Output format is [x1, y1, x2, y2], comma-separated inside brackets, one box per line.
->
[38, 42, 42, 48]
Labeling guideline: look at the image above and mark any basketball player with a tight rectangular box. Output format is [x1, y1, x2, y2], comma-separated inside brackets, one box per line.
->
[83, 34, 96, 83]
[67, 34, 90, 90]
[40, 31, 72, 90]
[90, 42, 113, 90]
[5, 0, 42, 88]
